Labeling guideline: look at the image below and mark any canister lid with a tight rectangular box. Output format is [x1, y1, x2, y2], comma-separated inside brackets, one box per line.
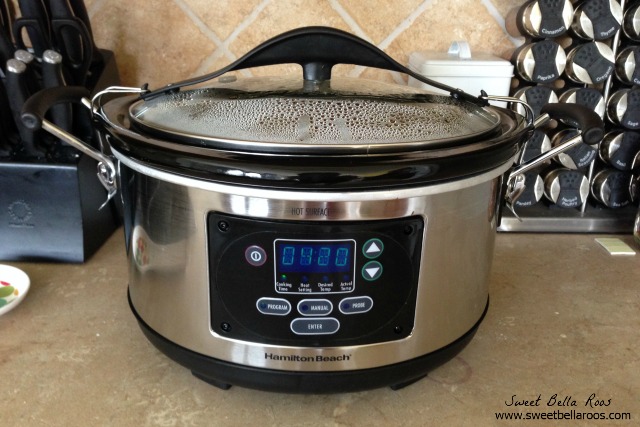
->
[408, 41, 514, 78]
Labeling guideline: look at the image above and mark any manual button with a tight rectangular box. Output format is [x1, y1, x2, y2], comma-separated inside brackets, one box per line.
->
[297, 299, 333, 316]
[290, 318, 340, 335]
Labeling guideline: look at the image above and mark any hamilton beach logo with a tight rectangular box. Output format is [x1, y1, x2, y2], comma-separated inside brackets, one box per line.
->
[8, 200, 35, 228]
[265, 352, 352, 362]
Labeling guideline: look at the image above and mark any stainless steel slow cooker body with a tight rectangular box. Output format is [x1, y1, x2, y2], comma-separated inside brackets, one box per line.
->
[114, 145, 508, 391]
[98, 85, 526, 392]
[22, 27, 604, 393]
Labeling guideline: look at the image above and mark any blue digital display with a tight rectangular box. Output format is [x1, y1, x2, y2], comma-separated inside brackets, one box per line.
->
[275, 240, 354, 274]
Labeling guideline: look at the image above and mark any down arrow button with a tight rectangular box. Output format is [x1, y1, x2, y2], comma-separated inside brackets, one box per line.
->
[362, 261, 383, 281]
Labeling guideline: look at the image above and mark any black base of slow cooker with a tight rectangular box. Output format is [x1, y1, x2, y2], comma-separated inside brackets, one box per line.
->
[129, 291, 488, 394]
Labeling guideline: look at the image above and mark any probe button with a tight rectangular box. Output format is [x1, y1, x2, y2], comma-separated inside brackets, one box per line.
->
[339, 296, 373, 314]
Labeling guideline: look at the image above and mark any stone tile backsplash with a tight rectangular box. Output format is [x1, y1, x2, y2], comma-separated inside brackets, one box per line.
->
[23, 0, 526, 87]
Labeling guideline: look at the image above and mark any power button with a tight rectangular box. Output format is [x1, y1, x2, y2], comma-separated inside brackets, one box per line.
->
[245, 245, 267, 266]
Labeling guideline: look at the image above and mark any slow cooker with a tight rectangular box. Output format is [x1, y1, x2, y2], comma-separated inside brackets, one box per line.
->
[23, 27, 603, 393]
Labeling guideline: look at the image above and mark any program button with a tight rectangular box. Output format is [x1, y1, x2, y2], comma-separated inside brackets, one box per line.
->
[256, 297, 291, 316]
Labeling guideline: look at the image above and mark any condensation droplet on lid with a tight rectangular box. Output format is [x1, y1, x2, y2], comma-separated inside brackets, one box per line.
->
[133, 81, 497, 146]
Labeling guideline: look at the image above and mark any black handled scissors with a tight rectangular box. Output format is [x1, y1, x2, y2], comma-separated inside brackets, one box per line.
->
[50, 16, 94, 86]
[12, 0, 52, 57]
[14, 14, 93, 86]
[12, 17, 51, 57]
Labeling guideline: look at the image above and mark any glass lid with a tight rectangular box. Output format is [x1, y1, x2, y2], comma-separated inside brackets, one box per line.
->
[129, 76, 501, 150]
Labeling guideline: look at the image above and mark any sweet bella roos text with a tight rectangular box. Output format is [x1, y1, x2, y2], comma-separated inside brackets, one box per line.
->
[505, 393, 612, 408]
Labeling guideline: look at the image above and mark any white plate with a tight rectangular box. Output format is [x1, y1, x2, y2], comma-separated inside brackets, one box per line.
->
[0, 265, 30, 316]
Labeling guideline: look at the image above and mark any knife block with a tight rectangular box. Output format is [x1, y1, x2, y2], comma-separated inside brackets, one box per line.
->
[0, 50, 121, 263]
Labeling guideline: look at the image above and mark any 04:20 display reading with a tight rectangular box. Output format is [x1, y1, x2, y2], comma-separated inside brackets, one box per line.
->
[275, 240, 354, 274]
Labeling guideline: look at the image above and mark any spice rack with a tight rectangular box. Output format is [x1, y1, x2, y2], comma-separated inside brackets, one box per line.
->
[499, 0, 639, 233]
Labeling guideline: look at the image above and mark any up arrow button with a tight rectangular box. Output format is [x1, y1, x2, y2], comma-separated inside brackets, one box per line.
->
[362, 261, 383, 281]
[367, 242, 381, 253]
[363, 238, 384, 259]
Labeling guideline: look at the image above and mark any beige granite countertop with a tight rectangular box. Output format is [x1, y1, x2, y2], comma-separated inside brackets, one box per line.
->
[1, 230, 638, 426]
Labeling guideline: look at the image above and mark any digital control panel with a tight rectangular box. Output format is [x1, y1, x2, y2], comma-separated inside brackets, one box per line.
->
[274, 239, 355, 294]
[208, 213, 424, 347]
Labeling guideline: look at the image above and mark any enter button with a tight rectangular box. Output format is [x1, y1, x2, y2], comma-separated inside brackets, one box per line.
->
[290, 318, 340, 335]
[339, 296, 373, 314]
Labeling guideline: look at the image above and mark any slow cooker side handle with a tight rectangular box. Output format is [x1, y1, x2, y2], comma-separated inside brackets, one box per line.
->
[504, 103, 604, 218]
[539, 103, 604, 146]
[512, 103, 604, 177]
[21, 86, 90, 130]
[140, 26, 488, 107]
[21, 86, 118, 207]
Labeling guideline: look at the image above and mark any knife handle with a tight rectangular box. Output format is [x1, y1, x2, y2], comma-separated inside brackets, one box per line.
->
[0, 25, 14, 73]
[0, 71, 18, 152]
[42, 50, 73, 131]
[0, 71, 16, 126]
[6, 59, 31, 127]
[6, 59, 45, 158]
[14, 49, 41, 95]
